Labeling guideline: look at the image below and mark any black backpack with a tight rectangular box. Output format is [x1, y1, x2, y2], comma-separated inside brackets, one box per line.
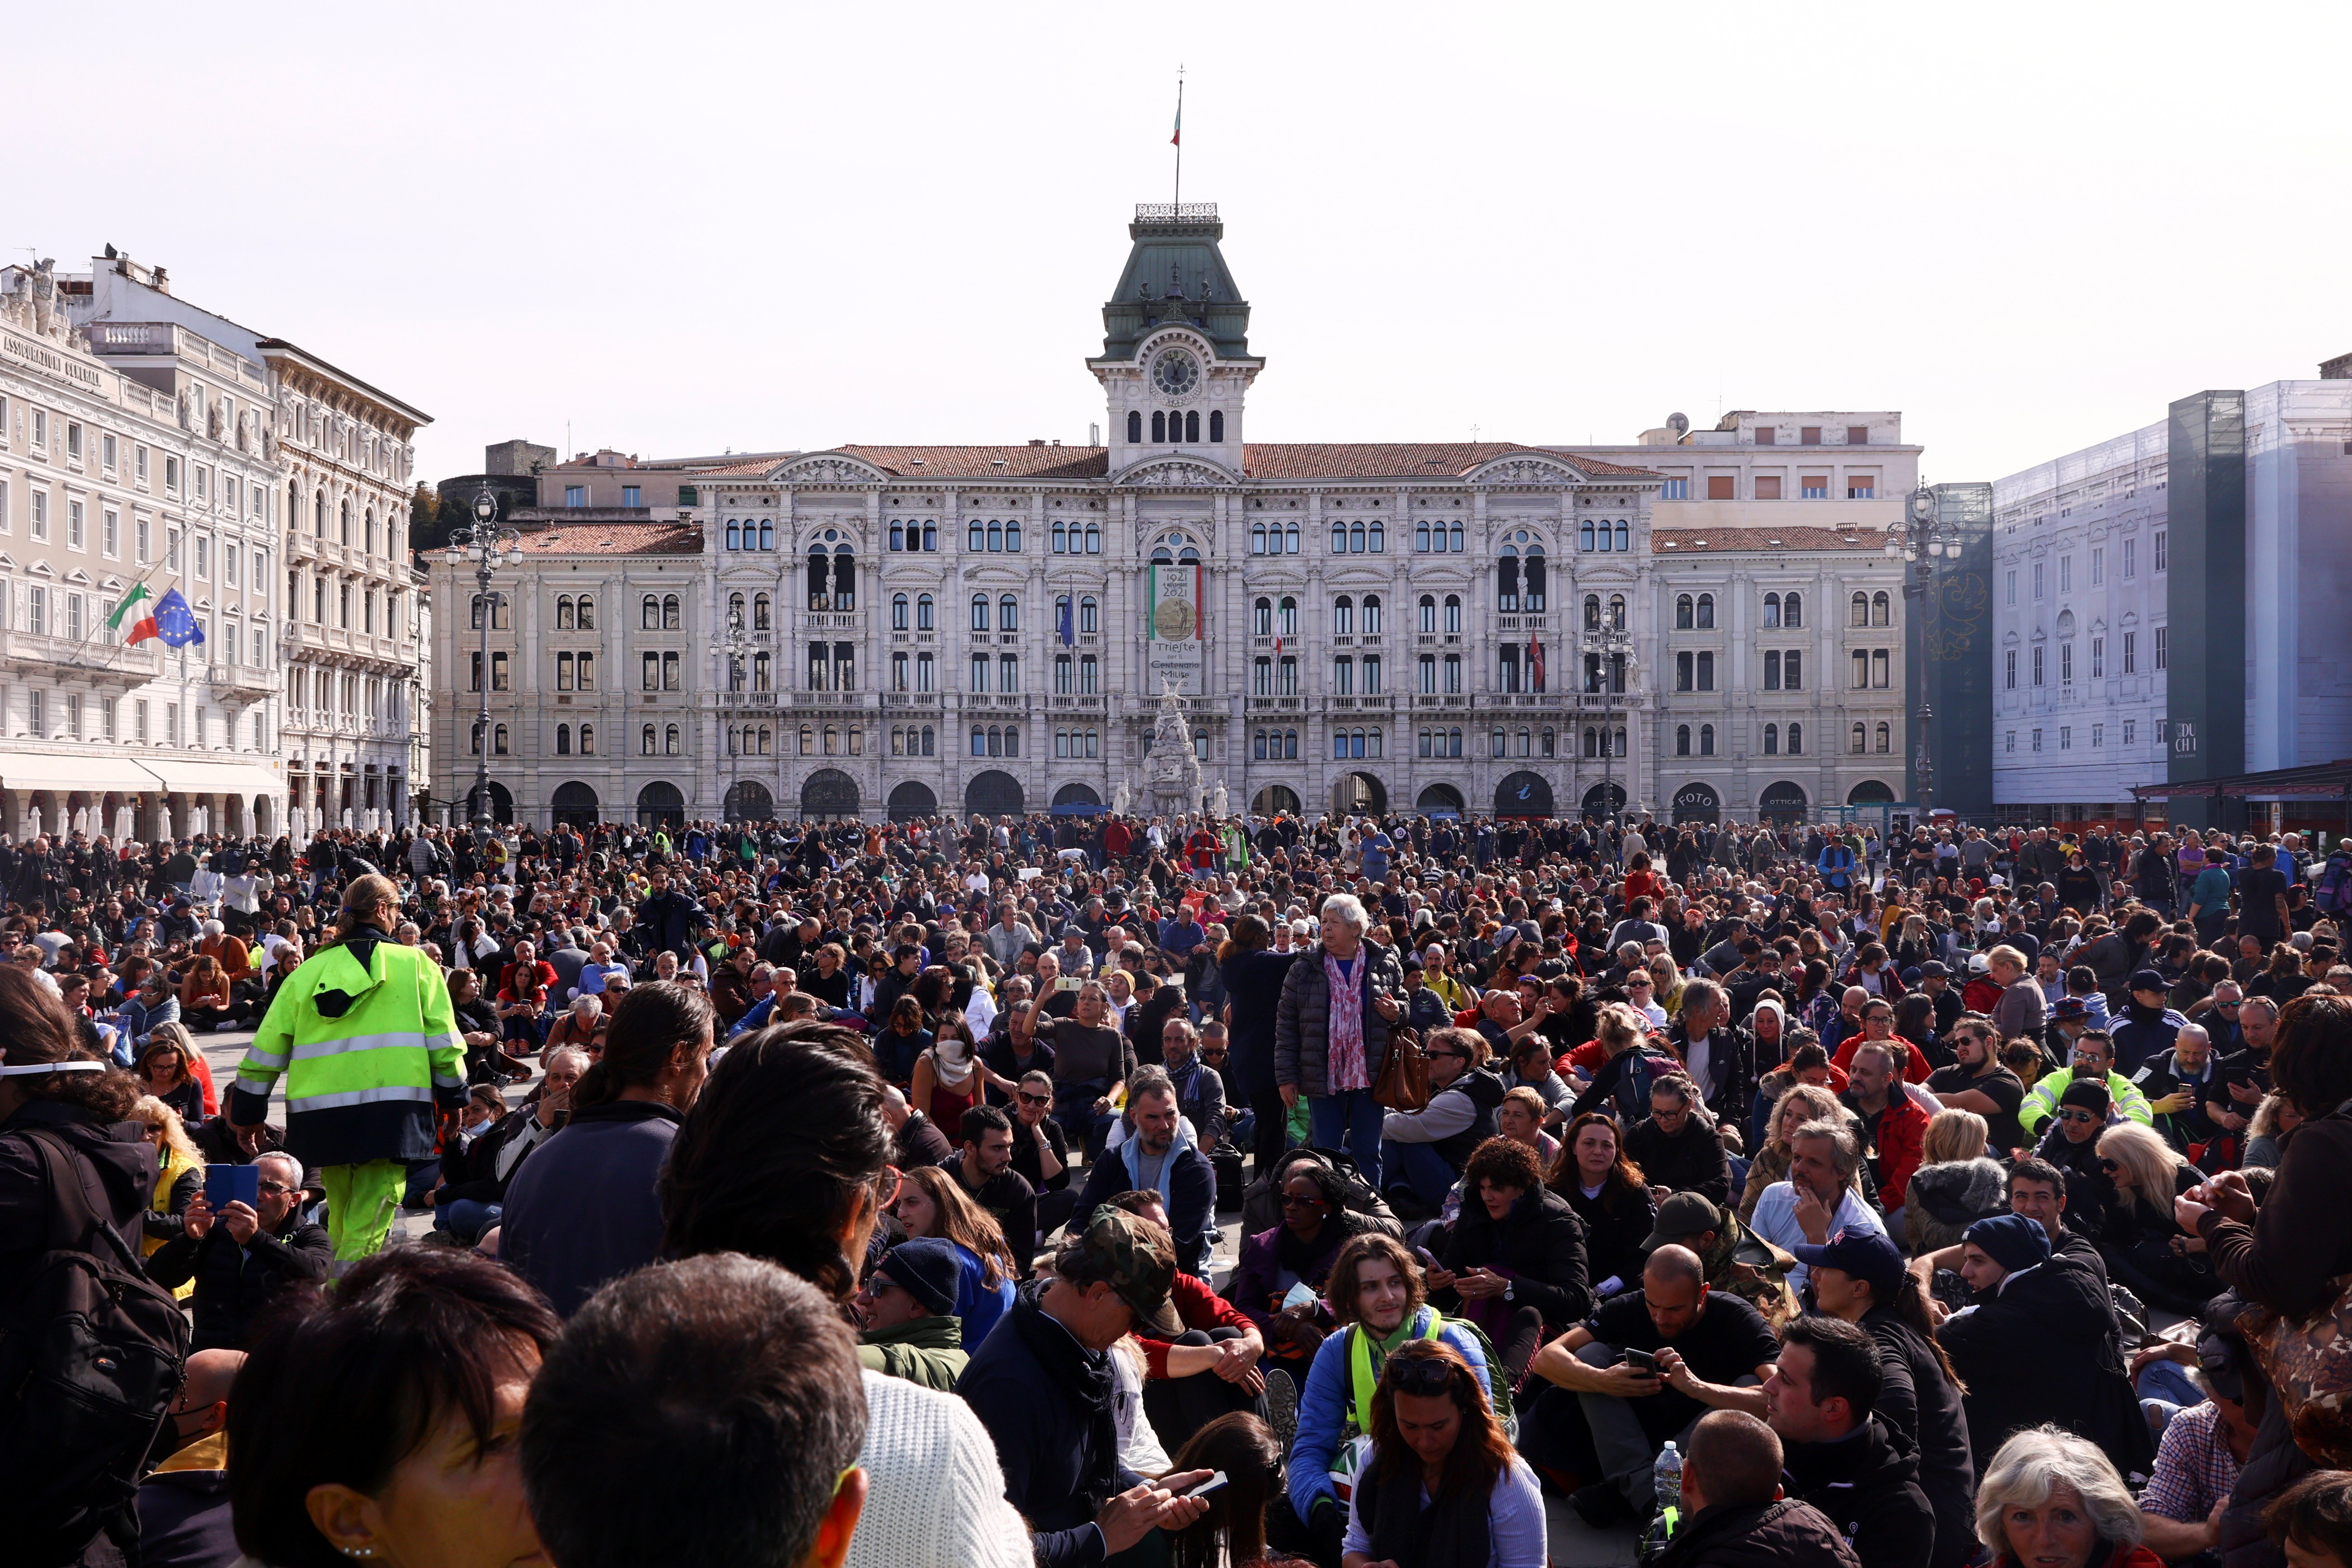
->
[0, 1129, 192, 1550]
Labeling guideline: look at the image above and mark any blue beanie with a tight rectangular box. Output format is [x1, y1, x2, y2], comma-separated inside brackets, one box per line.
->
[1963, 1212, 2052, 1276]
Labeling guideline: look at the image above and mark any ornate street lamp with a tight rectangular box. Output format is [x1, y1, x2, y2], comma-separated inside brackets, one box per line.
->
[444, 491, 521, 834]
[1886, 487, 1951, 815]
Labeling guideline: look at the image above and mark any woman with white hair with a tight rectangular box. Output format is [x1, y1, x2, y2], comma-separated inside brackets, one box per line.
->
[1974, 1425, 2159, 1568]
[1275, 892, 1407, 1191]
[2091, 1119, 2218, 1314]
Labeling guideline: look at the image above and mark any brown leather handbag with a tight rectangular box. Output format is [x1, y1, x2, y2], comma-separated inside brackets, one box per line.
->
[1372, 1025, 1430, 1112]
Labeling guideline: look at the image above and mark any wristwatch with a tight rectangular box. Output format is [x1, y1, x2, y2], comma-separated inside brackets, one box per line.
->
[1503, 1280, 1515, 1302]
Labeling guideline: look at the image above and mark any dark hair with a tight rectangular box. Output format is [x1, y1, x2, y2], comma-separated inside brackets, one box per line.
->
[660, 1022, 892, 1300]
[2268, 994, 2352, 1117]
[1548, 1111, 1647, 1208]
[228, 1248, 561, 1568]
[0, 966, 139, 1121]
[2009, 1156, 2067, 1199]
[1327, 1233, 1425, 1328]
[959, 1102, 1013, 1145]
[1688, 1409, 1783, 1508]
[574, 981, 714, 1110]
[1779, 1313, 1882, 1421]
[2268, 1469, 2352, 1564]
[1166, 1413, 1284, 1568]
[522, 1253, 866, 1568]
[1216, 914, 1271, 965]
[1788, 1041, 1831, 1074]
[1366, 1341, 1512, 1505]
[1463, 1135, 1543, 1195]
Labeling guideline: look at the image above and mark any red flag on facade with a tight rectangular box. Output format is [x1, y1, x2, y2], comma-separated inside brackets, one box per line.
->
[1530, 635, 1546, 689]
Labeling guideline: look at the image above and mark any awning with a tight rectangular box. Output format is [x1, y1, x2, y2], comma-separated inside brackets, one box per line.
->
[132, 757, 285, 798]
[0, 751, 163, 794]
[2132, 759, 2352, 802]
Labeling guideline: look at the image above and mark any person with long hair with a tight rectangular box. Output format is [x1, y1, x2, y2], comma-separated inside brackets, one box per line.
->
[658, 1020, 1030, 1568]
[1341, 1339, 1545, 1568]
[127, 1092, 203, 1296]
[1738, 1081, 1849, 1223]
[225, 1246, 560, 1568]
[911, 1010, 1007, 1130]
[499, 982, 712, 1317]
[227, 873, 469, 1264]
[178, 951, 236, 1031]
[1228, 1154, 1373, 1370]
[1548, 1110, 1657, 1295]
[2091, 1121, 2215, 1315]
[136, 1023, 208, 1127]
[893, 1162, 1018, 1348]
[1164, 1412, 1286, 1568]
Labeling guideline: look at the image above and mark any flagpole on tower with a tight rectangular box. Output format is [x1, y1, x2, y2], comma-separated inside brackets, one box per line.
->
[1172, 65, 1185, 206]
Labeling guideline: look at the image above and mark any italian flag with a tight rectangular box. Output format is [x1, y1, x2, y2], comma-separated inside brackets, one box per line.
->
[110, 584, 159, 645]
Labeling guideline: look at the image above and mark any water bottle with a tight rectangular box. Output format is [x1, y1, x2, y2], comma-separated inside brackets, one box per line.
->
[1652, 1441, 1683, 1522]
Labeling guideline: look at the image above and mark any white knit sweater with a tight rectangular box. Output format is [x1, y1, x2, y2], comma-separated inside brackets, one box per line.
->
[850, 1369, 1031, 1568]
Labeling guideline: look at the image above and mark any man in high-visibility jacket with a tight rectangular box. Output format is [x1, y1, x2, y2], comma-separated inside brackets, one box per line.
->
[230, 874, 467, 1262]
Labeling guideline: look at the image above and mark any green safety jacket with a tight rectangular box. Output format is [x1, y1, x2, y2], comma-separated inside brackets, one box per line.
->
[230, 936, 468, 1169]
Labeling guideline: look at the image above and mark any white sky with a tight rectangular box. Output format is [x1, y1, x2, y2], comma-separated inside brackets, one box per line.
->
[20, 3, 2352, 487]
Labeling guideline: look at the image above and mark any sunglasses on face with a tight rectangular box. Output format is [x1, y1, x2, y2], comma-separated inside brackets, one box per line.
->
[2058, 1110, 2098, 1126]
[2097, 1158, 2121, 1174]
[1428, 1049, 1468, 1062]
[1280, 1191, 1330, 1211]
[1016, 1091, 1051, 1107]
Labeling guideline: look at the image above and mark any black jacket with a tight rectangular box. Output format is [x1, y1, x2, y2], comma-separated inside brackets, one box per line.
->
[1783, 1415, 1935, 1568]
[145, 1212, 332, 1351]
[1859, 1305, 1976, 1568]
[1938, 1254, 2155, 1482]
[1667, 1019, 1759, 1129]
[1441, 1182, 1590, 1328]
[1653, 1498, 1863, 1568]
[0, 1099, 153, 1303]
[1624, 1112, 1732, 1207]
[436, 1107, 559, 1207]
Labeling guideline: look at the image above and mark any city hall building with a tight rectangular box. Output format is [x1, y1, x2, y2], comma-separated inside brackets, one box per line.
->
[432, 205, 1914, 828]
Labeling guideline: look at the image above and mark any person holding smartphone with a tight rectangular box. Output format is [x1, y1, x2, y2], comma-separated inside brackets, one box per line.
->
[147, 1149, 331, 1351]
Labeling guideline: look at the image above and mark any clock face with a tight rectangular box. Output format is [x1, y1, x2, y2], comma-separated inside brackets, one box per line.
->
[1152, 348, 1201, 399]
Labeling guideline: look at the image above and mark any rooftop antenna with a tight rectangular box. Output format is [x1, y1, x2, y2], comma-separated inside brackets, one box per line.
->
[1171, 65, 1184, 206]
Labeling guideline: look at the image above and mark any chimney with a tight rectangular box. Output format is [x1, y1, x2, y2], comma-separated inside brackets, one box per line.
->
[1029, 438, 1046, 447]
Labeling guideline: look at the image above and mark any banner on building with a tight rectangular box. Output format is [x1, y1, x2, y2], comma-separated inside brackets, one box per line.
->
[1146, 563, 1204, 693]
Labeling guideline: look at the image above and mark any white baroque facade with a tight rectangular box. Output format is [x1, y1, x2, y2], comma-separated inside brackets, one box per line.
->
[0, 259, 286, 841]
[430, 207, 1910, 828]
[62, 249, 431, 836]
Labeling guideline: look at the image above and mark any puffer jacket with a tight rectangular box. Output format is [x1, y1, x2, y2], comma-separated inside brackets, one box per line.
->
[1440, 1182, 1590, 1329]
[1275, 941, 1407, 1099]
[1902, 1157, 2008, 1257]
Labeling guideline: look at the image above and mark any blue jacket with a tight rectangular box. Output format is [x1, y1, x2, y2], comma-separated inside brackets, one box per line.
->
[1287, 1306, 1492, 1525]
[949, 1240, 1017, 1350]
[1817, 843, 1858, 890]
[498, 1101, 681, 1317]
[959, 1291, 1142, 1568]
[1068, 1120, 1217, 1274]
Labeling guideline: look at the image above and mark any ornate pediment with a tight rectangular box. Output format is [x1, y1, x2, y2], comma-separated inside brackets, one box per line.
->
[1114, 456, 1239, 489]
[1472, 454, 1583, 487]
[772, 455, 890, 487]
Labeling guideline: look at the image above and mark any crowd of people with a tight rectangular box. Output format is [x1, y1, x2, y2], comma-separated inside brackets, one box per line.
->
[3, 808, 2352, 1568]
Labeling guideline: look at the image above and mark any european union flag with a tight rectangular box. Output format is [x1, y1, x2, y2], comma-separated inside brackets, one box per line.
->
[1058, 597, 1074, 647]
[154, 588, 205, 649]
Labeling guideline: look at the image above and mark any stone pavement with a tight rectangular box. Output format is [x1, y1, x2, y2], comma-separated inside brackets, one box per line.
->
[196, 1025, 1641, 1564]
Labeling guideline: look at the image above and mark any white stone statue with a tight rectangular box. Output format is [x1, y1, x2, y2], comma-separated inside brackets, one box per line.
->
[1112, 781, 1130, 817]
[1212, 781, 1228, 818]
[25, 806, 40, 840]
[28, 259, 61, 339]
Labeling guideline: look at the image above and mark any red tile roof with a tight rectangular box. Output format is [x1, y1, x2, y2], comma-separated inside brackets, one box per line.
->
[745, 443, 1658, 483]
[511, 523, 704, 556]
[1650, 525, 1890, 553]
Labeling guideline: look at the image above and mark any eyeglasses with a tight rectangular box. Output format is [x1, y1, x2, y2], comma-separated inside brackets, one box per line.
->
[2057, 1110, 2099, 1126]
[873, 1165, 904, 1208]
[256, 1179, 294, 1196]
[1384, 1355, 1455, 1396]
[1428, 1049, 1469, 1062]
[1016, 1090, 1051, 1107]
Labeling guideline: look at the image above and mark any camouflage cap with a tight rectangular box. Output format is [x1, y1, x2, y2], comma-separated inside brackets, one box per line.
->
[1068, 1205, 1181, 1336]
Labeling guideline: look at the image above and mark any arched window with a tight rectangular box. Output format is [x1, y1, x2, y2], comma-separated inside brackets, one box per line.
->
[892, 593, 909, 631]
[971, 726, 988, 757]
[999, 595, 1018, 632]
[1418, 595, 1436, 634]
[1877, 722, 1892, 753]
[726, 592, 745, 630]
[1416, 521, 1430, 552]
[1609, 594, 1626, 631]
[1584, 727, 1599, 758]
[1677, 724, 1691, 755]
[1085, 523, 1101, 553]
[1079, 596, 1097, 634]
[1181, 410, 1197, 443]
[832, 550, 854, 609]
[1523, 549, 1543, 609]
[1254, 598, 1273, 636]
[1699, 724, 1714, 755]
[1784, 592, 1804, 627]
[1497, 547, 1519, 611]
[579, 724, 594, 755]
[1580, 519, 1595, 551]
[1333, 596, 1354, 636]
[1209, 410, 1223, 442]
[1278, 597, 1298, 637]
[578, 595, 595, 630]
[1615, 522, 1630, 551]
[1369, 519, 1384, 553]
[340, 499, 353, 545]
[1763, 723, 1779, 755]
[1151, 411, 1167, 443]
[889, 522, 905, 551]
[1695, 593, 1714, 629]
[726, 519, 742, 551]
[1852, 722, 1867, 753]
[556, 595, 576, 630]
[987, 522, 1003, 552]
[968, 520, 985, 551]
[1363, 595, 1382, 635]
[759, 519, 774, 550]
[493, 723, 509, 754]
[823, 726, 839, 755]
[922, 523, 937, 551]
[556, 724, 572, 755]
[664, 725, 681, 755]
[1251, 523, 1267, 554]
[1762, 593, 1781, 628]
[1676, 593, 1693, 629]
[1331, 519, 1347, 554]
[807, 549, 829, 609]
[1872, 591, 1890, 626]
[1128, 410, 1143, 443]
[641, 724, 658, 755]
[1788, 722, 1803, 755]
[1583, 594, 1601, 633]
[971, 594, 990, 631]
[916, 593, 934, 631]
[1444, 595, 1461, 634]
[1851, 591, 1870, 626]
[799, 725, 814, 755]
[641, 594, 659, 629]
[663, 594, 681, 631]
[751, 593, 768, 631]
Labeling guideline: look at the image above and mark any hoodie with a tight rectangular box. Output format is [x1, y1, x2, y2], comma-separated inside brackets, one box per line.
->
[0, 1098, 154, 1301]
[1780, 1414, 1934, 1568]
[1902, 1157, 2009, 1256]
[1068, 1116, 1217, 1275]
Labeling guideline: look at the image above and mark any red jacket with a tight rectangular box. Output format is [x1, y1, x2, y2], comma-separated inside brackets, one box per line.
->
[1830, 1032, 1933, 1084]
[1134, 1271, 1256, 1379]
[1855, 1087, 1932, 1211]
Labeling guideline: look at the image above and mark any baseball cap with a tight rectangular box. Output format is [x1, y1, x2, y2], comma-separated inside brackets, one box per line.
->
[1966, 953, 1990, 976]
[1918, 960, 1949, 979]
[2128, 969, 2169, 995]
[1789, 1229, 1906, 1302]
[1064, 1206, 1181, 1336]
[1641, 1191, 1725, 1253]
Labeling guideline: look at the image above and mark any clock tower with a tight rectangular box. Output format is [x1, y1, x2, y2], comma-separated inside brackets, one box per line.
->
[1089, 202, 1261, 474]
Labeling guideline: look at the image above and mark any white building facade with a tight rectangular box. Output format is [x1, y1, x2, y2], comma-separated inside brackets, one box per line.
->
[431, 208, 1911, 829]
[0, 261, 286, 841]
